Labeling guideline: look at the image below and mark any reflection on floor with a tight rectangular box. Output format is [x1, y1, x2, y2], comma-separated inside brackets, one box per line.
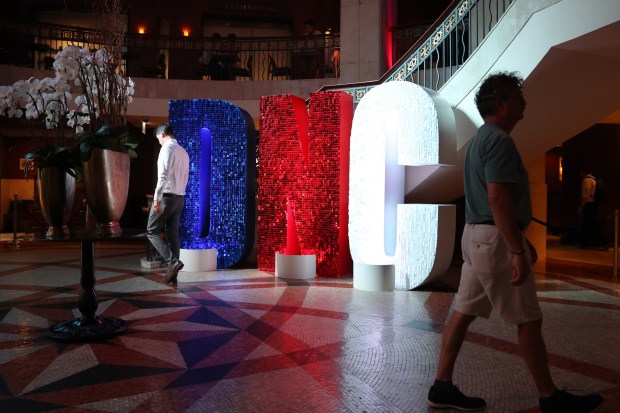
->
[547, 234, 617, 267]
[0, 239, 618, 412]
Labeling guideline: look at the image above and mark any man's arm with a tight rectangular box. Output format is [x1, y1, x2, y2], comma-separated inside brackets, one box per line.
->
[487, 182, 532, 285]
[152, 146, 171, 214]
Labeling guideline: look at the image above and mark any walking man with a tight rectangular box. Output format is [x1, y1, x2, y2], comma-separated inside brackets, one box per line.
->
[147, 123, 189, 284]
[427, 72, 603, 412]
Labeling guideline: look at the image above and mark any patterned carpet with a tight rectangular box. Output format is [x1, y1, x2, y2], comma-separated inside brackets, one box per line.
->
[0, 240, 618, 412]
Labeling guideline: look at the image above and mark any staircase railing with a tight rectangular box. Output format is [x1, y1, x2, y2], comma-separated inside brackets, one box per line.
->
[323, 0, 516, 103]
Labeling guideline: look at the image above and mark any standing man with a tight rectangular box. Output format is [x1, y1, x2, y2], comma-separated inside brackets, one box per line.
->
[427, 72, 603, 413]
[147, 124, 190, 284]
[579, 167, 597, 249]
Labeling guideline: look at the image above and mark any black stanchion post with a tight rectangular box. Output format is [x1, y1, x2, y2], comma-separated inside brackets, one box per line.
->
[614, 209, 618, 280]
[12, 193, 17, 241]
[8, 193, 23, 248]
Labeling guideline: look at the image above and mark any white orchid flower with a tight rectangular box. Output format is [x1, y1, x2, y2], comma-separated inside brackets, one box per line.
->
[1, 43, 135, 144]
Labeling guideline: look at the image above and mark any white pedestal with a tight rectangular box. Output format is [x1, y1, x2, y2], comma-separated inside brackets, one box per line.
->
[140, 257, 163, 269]
[179, 248, 217, 272]
[353, 262, 395, 291]
[275, 253, 316, 279]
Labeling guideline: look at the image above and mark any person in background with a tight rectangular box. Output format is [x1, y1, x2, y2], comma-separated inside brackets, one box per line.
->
[157, 53, 166, 79]
[579, 167, 597, 249]
[199, 33, 223, 80]
[198, 49, 212, 67]
[427, 72, 603, 413]
[304, 20, 322, 36]
[221, 33, 241, 80]
[147, 124, 189, 284]
[300, 20, 322, 78]
[331, 47, 340, 77]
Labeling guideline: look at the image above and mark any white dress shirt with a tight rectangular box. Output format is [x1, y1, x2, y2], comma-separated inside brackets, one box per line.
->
[581, 174, 596, 205]
[154, 139, 189, 201]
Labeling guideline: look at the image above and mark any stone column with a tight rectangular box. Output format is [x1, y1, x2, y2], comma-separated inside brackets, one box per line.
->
[340, 0, 395, 84]
[525, 154, 547, 269]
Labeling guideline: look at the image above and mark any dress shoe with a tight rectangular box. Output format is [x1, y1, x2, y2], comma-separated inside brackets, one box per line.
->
[163, 260, 184, 283]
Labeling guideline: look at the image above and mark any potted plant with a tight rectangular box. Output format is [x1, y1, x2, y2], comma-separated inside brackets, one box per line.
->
[22, 145, 81, 178]
[0, 77, 82, 237]
[0, 77, 82, 175]
[0, 43, 137, 236]
[53, 45, 137, 235]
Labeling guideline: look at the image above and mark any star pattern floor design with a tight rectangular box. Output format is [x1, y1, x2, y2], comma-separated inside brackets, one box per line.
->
[0, 242, 618, 412]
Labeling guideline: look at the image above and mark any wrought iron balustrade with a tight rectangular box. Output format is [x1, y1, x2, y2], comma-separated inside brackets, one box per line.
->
[0, 19, 340, 81]
[324, 0, 516, 103]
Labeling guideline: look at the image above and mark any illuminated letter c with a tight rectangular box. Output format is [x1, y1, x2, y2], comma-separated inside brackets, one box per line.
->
[349, 81, 456, 290]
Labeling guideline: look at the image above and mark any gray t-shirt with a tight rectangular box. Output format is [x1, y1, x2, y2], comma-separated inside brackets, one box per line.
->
[464, 123, 531, 229]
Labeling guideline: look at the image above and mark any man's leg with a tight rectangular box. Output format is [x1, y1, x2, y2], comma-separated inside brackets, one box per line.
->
[428, 310, 485, 410]
[162, 197, 185, 283]
[427, 224, 486, 411]
[580, 202, 596, 248]
[436, 310, 477, 381]
[165, 197, 184, 262]
[517, 319, 556, 396]
[523, 320, 605, 413]
[146, 205, 172, 265]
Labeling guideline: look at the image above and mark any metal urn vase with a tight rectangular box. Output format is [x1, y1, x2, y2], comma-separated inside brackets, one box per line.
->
[37, 167, 76, 237]
[83, 148, 130, 236]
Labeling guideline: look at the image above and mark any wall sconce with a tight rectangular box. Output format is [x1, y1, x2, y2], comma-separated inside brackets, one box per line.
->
[142, 118, 149, 134]
[138, 26, 145, 34]
[182, 28, 190, 37]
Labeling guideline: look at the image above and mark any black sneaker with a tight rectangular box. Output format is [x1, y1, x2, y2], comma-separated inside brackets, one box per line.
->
[427, 383, 486, 411]
[539, 389, 603, 413]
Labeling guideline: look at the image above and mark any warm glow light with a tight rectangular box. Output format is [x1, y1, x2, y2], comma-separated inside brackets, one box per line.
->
[559, 156, 563, 182]
[385, 0, 397, 68]
[182, 28, 190, 37]
[138, 26, 145, 34]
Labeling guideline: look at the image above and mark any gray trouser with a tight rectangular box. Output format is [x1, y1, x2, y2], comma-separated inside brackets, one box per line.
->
[146, 196, 184, 267]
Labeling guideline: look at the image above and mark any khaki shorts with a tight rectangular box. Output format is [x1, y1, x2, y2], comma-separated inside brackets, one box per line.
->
[454, 224, 542, 325]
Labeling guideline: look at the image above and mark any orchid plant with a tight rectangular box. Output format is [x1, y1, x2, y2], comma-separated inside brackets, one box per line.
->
[0, 75, 81, 178]
[54, 46, 138, 160]
[0, 45, 138, 178]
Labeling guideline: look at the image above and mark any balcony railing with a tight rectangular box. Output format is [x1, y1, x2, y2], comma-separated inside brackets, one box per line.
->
[324, 0, 515, 103]
[0, 19, 340, 81]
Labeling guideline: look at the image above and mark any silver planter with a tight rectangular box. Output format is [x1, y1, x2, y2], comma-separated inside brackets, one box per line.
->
[37, 167, 76, 237]
[83, 148, 130, 236]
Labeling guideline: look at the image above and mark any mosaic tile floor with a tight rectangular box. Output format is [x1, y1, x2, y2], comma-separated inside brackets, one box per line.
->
[0, 241, 618, 412]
